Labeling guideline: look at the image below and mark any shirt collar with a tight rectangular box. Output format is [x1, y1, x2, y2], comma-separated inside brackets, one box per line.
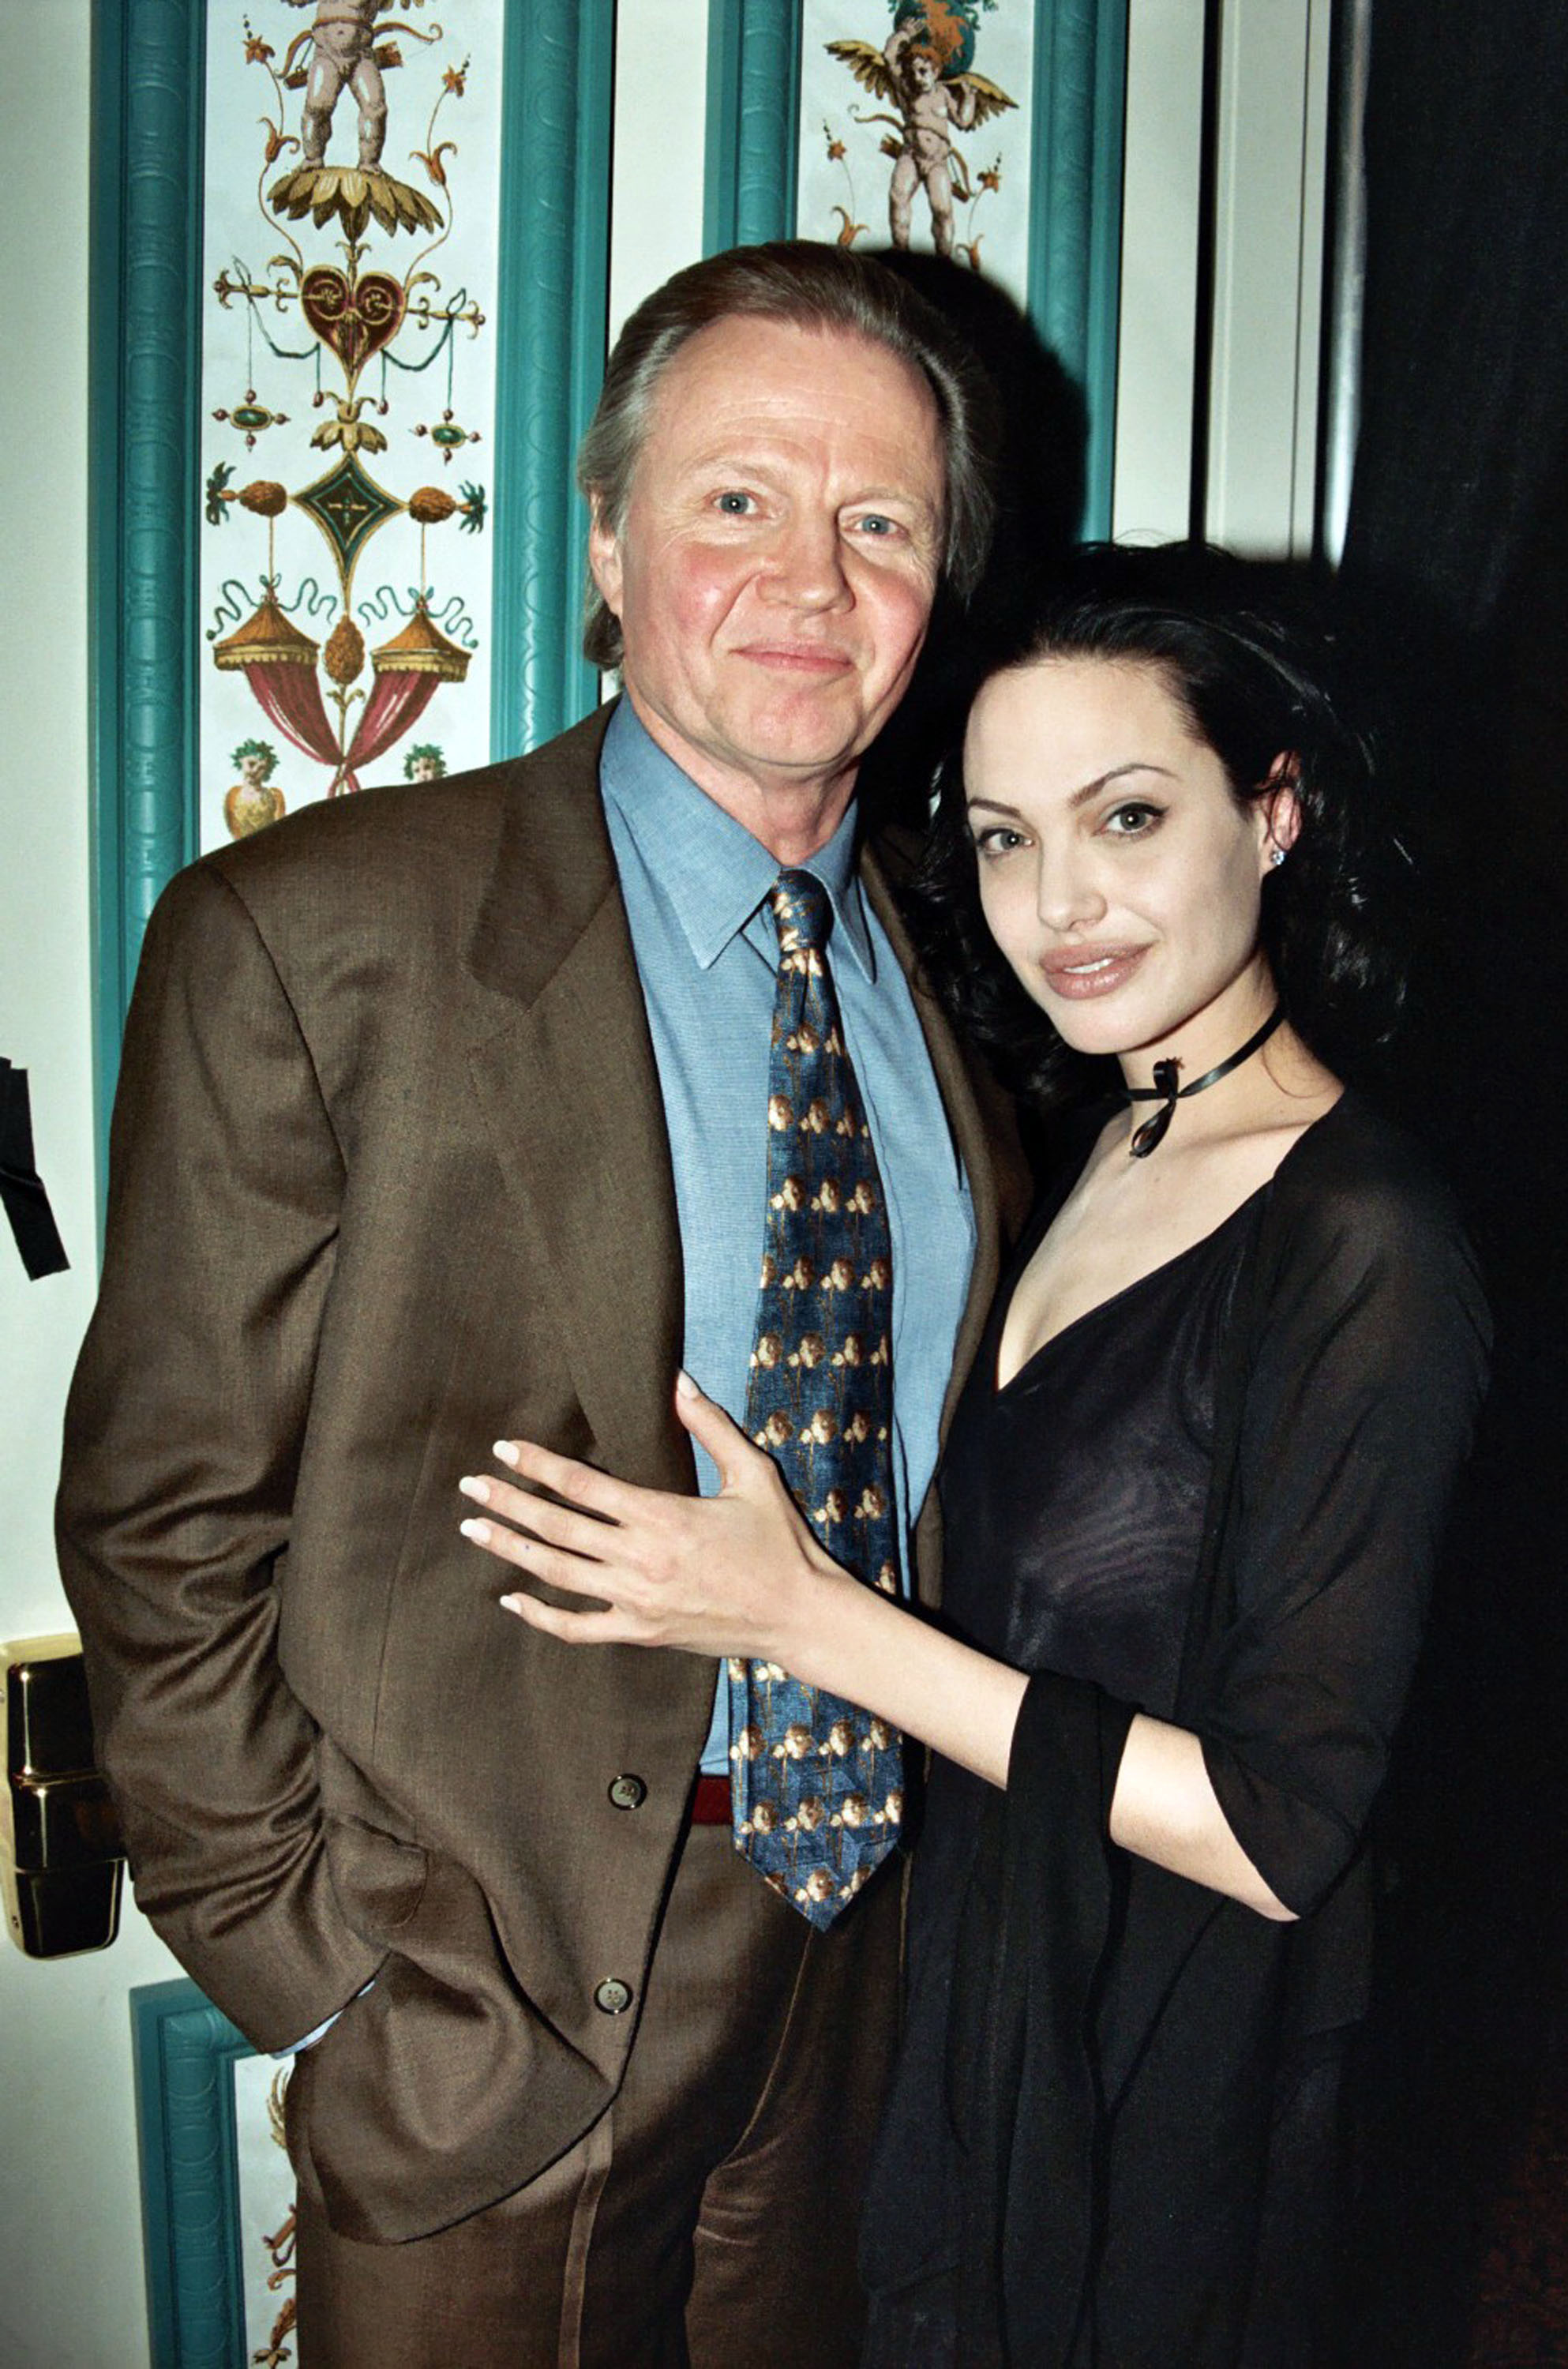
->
[600, 697, 876, 978]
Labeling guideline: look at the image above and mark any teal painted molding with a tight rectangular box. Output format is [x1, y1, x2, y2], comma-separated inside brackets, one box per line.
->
[1028, 0, 1129, 539]
[89, 0, 205, 1197]
[131, 1978, 255, 2369]
[491, 0, 616, 755]
[704, 0, 803, 251]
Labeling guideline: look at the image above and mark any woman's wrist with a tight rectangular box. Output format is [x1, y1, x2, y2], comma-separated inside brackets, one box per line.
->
[767, 1543, 872, 1693]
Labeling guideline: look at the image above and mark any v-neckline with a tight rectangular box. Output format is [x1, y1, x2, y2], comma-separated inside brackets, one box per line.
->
[991, 1091, 1351, 1398]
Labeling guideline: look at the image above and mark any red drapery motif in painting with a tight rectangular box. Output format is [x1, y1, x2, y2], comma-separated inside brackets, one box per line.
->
[331, 599, 471, 792]
[212, 591, 471, 794]
[212, 591, 338, 767]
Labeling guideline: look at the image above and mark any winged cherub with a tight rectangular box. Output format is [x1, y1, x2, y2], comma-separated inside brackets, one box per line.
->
[827, 17, 1015, 256]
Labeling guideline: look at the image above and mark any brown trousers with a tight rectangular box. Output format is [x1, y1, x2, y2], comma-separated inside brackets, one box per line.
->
[291, 1818, 901, 2367]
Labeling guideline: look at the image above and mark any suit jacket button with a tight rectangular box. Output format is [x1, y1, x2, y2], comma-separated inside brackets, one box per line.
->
[595, 1977, 632, 2015]
[608, 1773, 647, 1810]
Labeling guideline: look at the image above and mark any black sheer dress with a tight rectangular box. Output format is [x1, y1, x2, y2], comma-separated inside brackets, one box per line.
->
[861, 1094, 1491, 2367]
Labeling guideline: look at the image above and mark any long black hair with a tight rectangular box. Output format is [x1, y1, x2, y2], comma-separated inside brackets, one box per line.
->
[909, 543, 1408, 1108]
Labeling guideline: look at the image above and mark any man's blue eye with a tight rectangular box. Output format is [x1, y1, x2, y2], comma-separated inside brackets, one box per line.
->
[716, 491, 752, 515]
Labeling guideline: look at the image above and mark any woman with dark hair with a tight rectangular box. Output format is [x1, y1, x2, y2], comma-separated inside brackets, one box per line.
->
[460, 546, 1489, 2363]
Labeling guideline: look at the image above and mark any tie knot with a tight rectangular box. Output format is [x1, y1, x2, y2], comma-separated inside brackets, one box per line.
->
[770, 870, 832, 955]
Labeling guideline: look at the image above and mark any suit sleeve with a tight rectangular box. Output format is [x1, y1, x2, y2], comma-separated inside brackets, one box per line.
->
[1198, 1162, 1491, 1915]
[56, 862, 382, 2047]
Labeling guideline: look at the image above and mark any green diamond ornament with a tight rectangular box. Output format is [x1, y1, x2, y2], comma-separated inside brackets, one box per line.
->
[295, 453, 402, 582]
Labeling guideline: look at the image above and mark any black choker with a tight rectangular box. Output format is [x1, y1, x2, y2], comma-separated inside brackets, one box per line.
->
[1123, 1007, 1285, 1158]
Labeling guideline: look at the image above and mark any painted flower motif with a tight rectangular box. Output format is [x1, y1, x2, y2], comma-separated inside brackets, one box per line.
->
[978, 161, 1003, 193]
[444, 63, 467, 95]
[824, 123, 846, 160]
[244, 33, 273, 64]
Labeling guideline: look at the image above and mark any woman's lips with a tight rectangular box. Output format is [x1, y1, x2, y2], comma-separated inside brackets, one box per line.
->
[1037, 943, 1150, 1000]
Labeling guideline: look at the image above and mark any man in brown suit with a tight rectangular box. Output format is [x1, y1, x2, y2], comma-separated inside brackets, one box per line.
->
[58, 243, 1021, 2365]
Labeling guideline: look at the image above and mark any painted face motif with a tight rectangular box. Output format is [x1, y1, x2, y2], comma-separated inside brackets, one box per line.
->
[588, 316, 944, 824]
[963, 655, 1287, 1074]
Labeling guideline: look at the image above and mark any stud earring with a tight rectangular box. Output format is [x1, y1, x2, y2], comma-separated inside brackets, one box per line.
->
[1269, 847, 1287, 868]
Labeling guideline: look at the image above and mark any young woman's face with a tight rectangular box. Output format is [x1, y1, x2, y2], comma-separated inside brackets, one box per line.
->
[963, 654, 1288, 1068]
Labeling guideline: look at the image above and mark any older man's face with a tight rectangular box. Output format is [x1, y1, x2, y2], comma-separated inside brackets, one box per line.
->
[589, 314, 945, 832]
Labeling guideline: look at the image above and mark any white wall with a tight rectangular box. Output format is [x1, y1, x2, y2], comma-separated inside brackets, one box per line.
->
[0, 9, 182, 2367]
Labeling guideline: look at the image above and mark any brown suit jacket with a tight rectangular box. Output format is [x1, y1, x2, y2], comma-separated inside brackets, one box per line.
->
[57, 706, 1027, 2242]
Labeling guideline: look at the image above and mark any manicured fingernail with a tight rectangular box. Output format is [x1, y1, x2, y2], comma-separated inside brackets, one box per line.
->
[675, 1368, 698, 1399]
[459, 1475, 490, 1502]
[500, 1594, 526, 1616]
[460, 1517, 492, 1543]
[493, 1440, 520, 1466]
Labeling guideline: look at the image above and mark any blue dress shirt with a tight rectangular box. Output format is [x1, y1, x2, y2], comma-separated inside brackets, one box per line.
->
[600, 700, 976, 1774]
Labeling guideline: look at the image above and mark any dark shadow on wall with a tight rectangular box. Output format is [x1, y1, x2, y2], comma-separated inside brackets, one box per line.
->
[854, 250, 1087, 837]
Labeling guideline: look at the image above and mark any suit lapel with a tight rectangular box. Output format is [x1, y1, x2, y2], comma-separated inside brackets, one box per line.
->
[465, 710, 692, 1495]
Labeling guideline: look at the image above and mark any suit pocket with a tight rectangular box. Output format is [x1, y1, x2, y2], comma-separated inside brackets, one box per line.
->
[323, 1815, 430, 1941]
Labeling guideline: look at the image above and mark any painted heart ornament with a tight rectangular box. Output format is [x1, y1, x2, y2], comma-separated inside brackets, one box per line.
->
[301, 266, 407, 377]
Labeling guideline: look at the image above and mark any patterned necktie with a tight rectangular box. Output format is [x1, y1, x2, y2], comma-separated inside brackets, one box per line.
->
[730, 871, 904, 1928]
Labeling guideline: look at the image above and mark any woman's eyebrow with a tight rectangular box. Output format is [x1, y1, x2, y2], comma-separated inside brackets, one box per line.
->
[966, 761, 1176, 819]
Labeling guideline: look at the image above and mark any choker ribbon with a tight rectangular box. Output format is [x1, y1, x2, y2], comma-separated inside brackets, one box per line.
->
[1123, 1006, 1285, 1158]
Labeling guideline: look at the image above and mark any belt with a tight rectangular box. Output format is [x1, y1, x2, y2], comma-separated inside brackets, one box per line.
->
[689, 1774, 733, 1824]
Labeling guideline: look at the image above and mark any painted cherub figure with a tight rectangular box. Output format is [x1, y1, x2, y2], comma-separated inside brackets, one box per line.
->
[285, 0, 388, 171]
[886, 21, 973, 254]
[828, 17, 1015, 257]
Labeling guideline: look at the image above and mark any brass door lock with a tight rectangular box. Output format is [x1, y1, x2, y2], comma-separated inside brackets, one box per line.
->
[2, 1635, 125, 1958]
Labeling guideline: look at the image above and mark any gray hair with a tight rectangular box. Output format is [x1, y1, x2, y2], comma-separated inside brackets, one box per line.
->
[576, 241, 998, 671]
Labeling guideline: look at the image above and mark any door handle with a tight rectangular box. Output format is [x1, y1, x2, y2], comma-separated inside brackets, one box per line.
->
[2, 1634, 125, 1958]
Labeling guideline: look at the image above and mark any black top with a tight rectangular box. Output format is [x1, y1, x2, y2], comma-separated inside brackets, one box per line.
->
[862, 1093, 1491, 2366]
